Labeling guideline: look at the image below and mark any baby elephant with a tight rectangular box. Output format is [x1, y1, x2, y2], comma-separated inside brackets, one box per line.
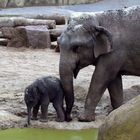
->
[24, 76, 65, 125]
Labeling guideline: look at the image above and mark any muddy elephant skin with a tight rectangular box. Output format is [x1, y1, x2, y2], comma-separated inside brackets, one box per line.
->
[59, 6, 140, 122]
[24, 76, 65, 125]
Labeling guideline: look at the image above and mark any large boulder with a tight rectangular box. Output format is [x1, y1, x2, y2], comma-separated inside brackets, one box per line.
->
[6, 26, 29, 48]
[1, 25, 51, 48]
[25, 25, 51, 48]
[98, 95, 140, 140]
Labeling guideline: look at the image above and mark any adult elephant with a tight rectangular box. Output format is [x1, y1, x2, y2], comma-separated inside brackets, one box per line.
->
[59, 6, 140, 122]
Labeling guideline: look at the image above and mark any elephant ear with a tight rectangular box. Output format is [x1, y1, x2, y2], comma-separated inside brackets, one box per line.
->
[94, 26, 113, 58]
[32, 86, 38, 99]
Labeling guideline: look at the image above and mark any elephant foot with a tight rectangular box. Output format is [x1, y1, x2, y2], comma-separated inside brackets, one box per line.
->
[56, 117, 65, 122]
[24, 123, 29, 127]
[39, 118, 48, 122]
[31, 117, 38, 120]
[65, 114, 72, 122]
[78, 113, 95, 122]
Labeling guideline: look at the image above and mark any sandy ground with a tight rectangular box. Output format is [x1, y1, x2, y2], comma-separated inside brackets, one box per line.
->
[0, 46, 140, 129]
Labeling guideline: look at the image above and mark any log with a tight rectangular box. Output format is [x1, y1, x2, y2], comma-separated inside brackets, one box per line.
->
[49, 29, 63, 41]
[19, 14, 66, 25]
[0, 38, 8, 46]
[49, 26, 66, 41]
[0, 14, 66, 25]
[0, 31, 3, 37]
[0, 17, 56, 29]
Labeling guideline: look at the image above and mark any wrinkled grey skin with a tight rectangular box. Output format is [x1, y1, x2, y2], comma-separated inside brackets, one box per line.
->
[59, 6, 140, 122]
[24, 76, 65, 125]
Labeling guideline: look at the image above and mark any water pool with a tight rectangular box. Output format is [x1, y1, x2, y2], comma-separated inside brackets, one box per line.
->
[0, 128, 98, 140]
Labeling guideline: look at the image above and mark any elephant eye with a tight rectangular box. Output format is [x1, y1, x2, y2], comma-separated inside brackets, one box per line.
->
[72, 45, 79, 53]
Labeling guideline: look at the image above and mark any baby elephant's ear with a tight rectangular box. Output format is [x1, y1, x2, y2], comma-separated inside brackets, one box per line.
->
[25, 88, 28, 95]
[94, 26, 113, 58]
[32, 86, 38, 98]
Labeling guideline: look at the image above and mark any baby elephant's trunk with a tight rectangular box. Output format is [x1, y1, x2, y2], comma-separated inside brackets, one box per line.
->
[27, 106, 32, 125]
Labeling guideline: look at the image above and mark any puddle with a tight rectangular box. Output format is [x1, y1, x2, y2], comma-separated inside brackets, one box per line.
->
[0, 128, 98, 140]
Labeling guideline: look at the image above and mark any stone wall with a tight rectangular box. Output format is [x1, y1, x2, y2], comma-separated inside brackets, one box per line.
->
[0, 0, 99, 8]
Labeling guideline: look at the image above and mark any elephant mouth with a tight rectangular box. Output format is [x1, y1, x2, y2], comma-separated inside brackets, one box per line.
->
[73, 61, 80, 79]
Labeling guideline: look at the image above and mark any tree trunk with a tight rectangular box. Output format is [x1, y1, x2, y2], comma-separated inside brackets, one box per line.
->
[49, 28, 65, 41]
[0, 17, 56, 29]
[25, 14, 66, 25]
[0, 14, 66, 25]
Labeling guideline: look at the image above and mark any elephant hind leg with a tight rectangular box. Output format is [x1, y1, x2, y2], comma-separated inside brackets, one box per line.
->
[79, 55, 122, 122]
[53, 102, 65, 122]
[108, 75, 123, 109]
[32, 102, 40, 120]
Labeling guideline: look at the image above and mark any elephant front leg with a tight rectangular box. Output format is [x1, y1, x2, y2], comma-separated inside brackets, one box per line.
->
[78, 62, 119, 122]
[32, 103, 40, 120]
[108, 75, 123, 110]
[40, 104, 49, 122]
[40, 97, 49, 122]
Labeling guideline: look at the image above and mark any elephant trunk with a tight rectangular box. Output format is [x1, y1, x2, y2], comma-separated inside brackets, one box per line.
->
[59, 62, 74, 121]
[27, 106, 32, 125]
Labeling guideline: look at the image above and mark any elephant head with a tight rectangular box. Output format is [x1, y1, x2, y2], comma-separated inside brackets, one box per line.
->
[24, 84, 38, 125]
[59, 20, 112, 121]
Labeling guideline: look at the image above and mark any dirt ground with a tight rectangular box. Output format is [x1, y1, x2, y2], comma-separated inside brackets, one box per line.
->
[0, 46, 140, 130]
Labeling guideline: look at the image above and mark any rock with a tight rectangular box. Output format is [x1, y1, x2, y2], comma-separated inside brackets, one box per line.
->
[3, 25, 51, 48]
[0, 110, 21, 129]
[0, 110, 20, 121]
[4, 26, 29, 48]
[98, 95, 140, 140]
[1, 27, 15, 39]
[1, 25, 51, 48]
[25, 25, 51, 49]
[0, 18, 15, 28]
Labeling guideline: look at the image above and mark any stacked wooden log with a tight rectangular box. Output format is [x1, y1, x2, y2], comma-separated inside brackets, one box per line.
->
[0, 14, 66, 51]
